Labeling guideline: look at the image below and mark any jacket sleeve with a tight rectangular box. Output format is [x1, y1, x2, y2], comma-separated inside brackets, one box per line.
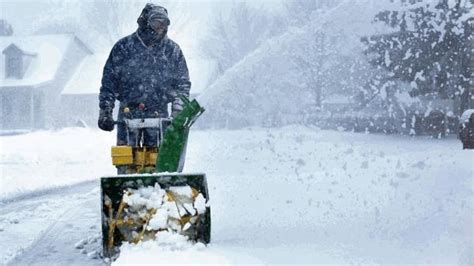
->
[170, 46, 191, 114]
[99, 44, 122, 110]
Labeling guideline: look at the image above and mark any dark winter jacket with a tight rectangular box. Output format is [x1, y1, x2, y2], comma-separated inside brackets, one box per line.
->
[99, 5, 190, 119]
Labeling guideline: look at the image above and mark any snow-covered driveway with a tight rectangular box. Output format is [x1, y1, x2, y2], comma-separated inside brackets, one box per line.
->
[2, 181, 104, 265]
[1, 127, 472, 265]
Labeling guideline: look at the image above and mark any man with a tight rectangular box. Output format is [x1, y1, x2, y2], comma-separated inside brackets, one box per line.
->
[98, 3, 191, 146]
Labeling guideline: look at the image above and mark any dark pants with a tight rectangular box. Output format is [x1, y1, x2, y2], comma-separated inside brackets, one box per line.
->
[116, 122, 158, 147]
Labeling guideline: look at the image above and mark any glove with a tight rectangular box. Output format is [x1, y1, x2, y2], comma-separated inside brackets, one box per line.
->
[171, 109, 181, 119]
[98, 108, 114, 131]
[171, 98, 184, 118]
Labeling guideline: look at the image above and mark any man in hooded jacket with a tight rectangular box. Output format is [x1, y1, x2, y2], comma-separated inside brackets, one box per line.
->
[98, 3, 191, 146]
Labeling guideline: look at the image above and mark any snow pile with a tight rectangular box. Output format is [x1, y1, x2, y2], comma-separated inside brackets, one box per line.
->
[115, 231, 230, 265]
[122, 230, 201, 252]
[118, 183, 207, 238]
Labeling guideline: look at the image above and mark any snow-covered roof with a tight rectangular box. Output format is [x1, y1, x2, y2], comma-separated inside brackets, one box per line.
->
[3, 43, 37, 56]
[62, 53, 109, 95]
[0, 34, 81, 88]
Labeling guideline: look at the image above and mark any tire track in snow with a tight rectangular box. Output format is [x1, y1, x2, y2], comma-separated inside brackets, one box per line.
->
[0, 180, 98, 206]
[3, 182, 106, 265]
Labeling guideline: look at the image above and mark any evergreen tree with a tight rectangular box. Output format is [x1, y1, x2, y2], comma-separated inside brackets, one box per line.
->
[361, 0, 473, 115]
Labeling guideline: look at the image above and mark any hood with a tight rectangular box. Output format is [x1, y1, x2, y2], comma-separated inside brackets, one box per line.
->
[136, 3, 170, 47]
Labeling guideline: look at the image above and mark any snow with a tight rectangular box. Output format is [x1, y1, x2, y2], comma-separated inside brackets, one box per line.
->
[197, 0, 391, 128]
[403, 48, 412, 60]
[120, 183, 207, 234]
[0, 183, 101, 265]
[459, 8, 474, 23]
[193, 193, 207, 214]
[116, 231, 231, 265]
[0, 128, 115, 200]
[1, 127, 472, 265]
[384, 50, 391, 67]
[460, 109, 474, 123]
[123, 183, 166, 210]
[62, 53, 109, 95]
[1, 0, 472, 264]
[414, 70, 426, 82]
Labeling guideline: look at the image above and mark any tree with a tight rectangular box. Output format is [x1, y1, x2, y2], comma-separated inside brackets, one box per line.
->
[286, 1, 372, 114]
[291, 31, 335, 110]
[361, 0, 474, 115]
[31, 0, 188, 52]
[0, 19, 13, 36]
[200, 0, 343, 87]
[284, 0, 340, 26]
[200, 1, 272, 82]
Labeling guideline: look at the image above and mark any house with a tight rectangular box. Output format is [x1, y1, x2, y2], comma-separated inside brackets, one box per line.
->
[0, 34, 94, 131]
[61, 53, 108, 128]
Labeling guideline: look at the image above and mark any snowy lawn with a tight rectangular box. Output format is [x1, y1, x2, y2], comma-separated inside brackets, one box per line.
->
[181, 126, 473, 265]
[0, 128, 116, 201]
[0, 126, 472, 264]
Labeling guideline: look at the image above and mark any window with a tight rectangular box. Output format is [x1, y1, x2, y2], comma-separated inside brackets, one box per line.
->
[6, 55, 22, 79]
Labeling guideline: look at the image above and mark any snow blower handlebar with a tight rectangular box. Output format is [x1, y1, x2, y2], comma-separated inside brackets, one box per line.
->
[111, 96, 205, 173]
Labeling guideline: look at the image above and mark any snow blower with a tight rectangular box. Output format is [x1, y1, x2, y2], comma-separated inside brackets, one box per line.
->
[100, 97, 210, 258]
